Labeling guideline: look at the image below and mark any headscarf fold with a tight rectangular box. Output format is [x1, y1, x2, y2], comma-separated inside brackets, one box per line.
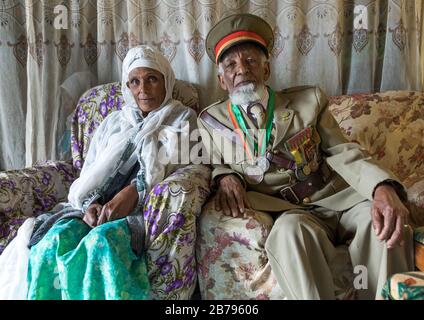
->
[68, 45, 189, 210]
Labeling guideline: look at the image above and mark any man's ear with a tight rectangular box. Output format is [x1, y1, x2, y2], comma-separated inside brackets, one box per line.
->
[126, 81, 130, 89]
[218, 74, 227, 91]
[263, 60, 271, 82]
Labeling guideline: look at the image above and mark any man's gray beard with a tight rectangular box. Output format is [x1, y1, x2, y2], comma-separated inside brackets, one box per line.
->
[229, 83, 265, 105]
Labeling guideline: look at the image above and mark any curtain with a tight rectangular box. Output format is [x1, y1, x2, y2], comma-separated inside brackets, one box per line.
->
[0, 0, 423, 170]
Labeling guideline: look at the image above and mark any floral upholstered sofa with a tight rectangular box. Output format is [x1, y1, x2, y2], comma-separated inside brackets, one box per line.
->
[1, 85, 423, 300]
[196, 90, 424, 300]
[0, 80, 212, 296]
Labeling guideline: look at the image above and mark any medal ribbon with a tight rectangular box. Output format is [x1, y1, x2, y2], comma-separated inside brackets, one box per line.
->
[227, 87, 275, 161]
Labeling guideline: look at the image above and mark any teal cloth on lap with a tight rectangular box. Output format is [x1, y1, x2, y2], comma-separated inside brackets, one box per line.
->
[27, 218, 150, 300]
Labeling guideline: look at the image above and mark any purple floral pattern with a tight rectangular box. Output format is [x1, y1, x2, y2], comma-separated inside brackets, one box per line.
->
[144, 164, 211, 299]
[0, 160, 78, 253]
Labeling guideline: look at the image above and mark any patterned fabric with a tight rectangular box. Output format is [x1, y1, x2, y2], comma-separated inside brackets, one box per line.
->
[27, 218, 150, 300]
[328, 91, 424, 213]
[197, 203, 356, 300]
[0, 160, 77, 253]
[381, 272, 424, 300]
[145, 164, 210, 299]
[27, 163, 210, 300]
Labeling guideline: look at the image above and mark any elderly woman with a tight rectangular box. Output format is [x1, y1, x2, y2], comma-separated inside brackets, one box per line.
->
[19, 45, 198, 300]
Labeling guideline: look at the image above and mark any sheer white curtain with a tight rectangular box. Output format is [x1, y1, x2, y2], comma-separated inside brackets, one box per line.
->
[0, 0, 422, 170]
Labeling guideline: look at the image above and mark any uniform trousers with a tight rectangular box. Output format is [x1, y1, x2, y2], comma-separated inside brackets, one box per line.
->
[265, 200, 414, 299]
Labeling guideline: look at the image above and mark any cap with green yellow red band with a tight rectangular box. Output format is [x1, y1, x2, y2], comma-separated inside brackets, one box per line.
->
[206, 13, 275, 64]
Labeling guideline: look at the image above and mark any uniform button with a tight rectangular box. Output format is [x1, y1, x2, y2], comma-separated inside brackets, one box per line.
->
[303, 197, 311, 204]
[273, 149, 280, 154]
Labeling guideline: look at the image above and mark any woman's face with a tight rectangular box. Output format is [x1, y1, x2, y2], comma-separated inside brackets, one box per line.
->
[126, 67, 166, 115]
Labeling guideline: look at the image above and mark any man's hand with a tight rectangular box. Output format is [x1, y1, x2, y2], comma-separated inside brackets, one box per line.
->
[83, 203, 102, 227]
[215, 174, 251, 218]
[371, 184, 410, 249]
[97, 184, 139, 226]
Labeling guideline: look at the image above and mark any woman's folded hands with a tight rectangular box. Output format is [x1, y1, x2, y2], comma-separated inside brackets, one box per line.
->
[83, 184, 139, 227]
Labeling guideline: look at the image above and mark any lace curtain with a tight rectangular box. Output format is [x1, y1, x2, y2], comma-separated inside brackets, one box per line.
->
[0, 0, 422, 170]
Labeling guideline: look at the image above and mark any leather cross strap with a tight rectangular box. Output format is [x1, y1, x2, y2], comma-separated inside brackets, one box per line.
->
[200, 111, 243, 146]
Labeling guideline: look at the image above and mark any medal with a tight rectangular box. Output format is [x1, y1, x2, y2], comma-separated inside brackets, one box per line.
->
[295, 166, 308, 181]
[309, 158, 319, 172]
[256, 156, 270, 172]
[302, 164, 311, 176]
[245, 165, 264, 185]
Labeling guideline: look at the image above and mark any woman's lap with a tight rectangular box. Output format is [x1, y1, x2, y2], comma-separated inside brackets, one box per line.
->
[27, 218, 150, 300]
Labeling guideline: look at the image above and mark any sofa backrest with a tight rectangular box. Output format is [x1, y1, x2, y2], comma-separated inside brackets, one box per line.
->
[70, 80, 199, 170]
[328, 91, 424, 203]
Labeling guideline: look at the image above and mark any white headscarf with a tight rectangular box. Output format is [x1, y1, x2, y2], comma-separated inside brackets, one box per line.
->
[68, 45, 190, 210]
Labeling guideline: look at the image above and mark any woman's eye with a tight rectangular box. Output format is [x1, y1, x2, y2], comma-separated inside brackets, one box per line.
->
[148, 76, 157, 82]
[131, 79, 140, 86]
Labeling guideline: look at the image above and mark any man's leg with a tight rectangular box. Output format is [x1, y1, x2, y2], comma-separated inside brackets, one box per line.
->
[265, 209, 339, 299]
[338, 200, 415, 299]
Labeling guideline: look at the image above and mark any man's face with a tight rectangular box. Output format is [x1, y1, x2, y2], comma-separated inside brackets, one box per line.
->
[217, 43, 270, 95]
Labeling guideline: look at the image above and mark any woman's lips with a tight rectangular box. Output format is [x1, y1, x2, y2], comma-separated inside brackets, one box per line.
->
[139, 98, 154, 103]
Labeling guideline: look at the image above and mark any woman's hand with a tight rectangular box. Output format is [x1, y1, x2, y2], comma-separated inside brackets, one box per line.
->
[97, 184, 139, 226]
[83, 203, 102, 227]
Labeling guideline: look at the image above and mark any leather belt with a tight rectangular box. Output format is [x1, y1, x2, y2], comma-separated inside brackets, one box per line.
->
[279, 168, 327, 205]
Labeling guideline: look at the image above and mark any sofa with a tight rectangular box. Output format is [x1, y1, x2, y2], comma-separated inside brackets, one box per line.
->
[196, 90, 424, 300]
[0, 84, 423, 300]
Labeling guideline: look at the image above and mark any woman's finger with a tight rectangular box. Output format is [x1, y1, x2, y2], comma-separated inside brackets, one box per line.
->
[97, 206, 108, 226]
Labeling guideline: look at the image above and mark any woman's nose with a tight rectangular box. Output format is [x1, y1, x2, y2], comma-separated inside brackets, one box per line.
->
[138, 80, 147, 93]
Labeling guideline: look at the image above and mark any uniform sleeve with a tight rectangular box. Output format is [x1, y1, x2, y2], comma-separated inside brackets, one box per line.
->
[197, 115, 246, 190]
[314, 87, 405, 201]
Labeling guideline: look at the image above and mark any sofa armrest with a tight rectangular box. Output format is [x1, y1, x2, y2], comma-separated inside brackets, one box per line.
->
[0, 160, 78, 253]
[0, 160, 78, 217]
[146, 164, 211, 216]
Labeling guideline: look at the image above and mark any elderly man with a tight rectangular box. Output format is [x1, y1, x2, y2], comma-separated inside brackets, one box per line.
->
[197, 13, 414, 300]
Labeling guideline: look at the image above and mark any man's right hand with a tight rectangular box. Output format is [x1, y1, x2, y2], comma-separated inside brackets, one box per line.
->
[215, 174, 251, 218]
[83, 203, 102, 227]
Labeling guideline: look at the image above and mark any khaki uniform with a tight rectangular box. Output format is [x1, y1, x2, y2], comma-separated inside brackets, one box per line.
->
[198, 86, 414, 299]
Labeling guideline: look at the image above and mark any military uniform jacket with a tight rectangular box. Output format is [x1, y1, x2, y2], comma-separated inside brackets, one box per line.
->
[198, 86, 400, 212]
